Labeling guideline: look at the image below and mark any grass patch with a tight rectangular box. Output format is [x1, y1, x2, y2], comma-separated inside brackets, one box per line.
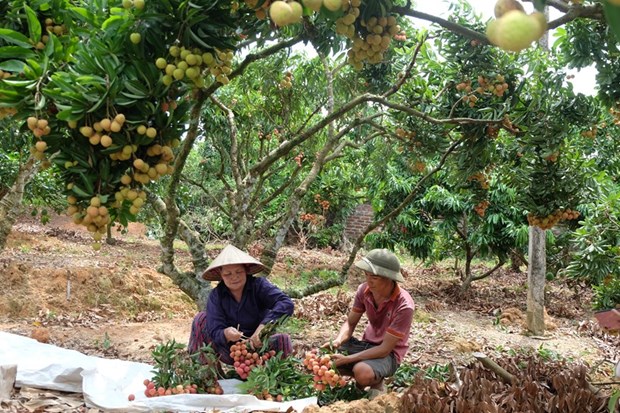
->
[414, 309, 432, 323]
[7, 298, 25, 317]
[270, 269, 340, 292]
[279, 316, 307, 335]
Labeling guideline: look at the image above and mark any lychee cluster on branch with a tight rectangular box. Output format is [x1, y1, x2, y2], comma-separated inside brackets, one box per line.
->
[67, 195, 111, 250]
[157, 45, 234, 88]
[474, 200, 490, 217]
[59, 107, 178, 248]
[610, 106, 620, 126]
[344, 5, 404, 70]
[527, 208, 580, 230]
[27, 117, 52, 160]
[467, 172, 490, 190]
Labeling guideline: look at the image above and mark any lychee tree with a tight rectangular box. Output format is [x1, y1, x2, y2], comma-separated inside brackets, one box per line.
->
[1, 0, 620, 311]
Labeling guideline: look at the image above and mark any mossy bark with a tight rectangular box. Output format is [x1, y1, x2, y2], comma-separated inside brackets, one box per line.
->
[157, 91, 211, 306]
[0, 156, 39, 251]
[527, 225, 546, 335]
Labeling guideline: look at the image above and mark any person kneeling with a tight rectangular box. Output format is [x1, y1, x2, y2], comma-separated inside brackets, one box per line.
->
[188, 244, 294, 365]
[322, 249, 415, 399]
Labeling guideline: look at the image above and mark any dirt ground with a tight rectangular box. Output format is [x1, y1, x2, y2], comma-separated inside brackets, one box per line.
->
[0, 213, 618, 412]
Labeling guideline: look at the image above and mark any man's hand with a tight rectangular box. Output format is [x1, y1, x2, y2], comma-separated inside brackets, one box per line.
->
[224, 327, 242, 342]
[330, 353, 349, 366]
[320, 339, 341, 349]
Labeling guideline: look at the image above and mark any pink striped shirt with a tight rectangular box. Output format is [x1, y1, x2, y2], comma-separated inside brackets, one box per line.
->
[351, 282, 415, 363]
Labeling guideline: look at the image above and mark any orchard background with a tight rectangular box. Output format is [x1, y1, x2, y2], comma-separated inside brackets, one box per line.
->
[1, 0, 620, 411]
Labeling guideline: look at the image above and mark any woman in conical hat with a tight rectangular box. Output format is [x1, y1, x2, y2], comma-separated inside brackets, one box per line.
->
[188, 245, 294, 365]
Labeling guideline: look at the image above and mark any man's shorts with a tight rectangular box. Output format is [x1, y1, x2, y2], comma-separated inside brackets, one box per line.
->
[337, 337, 398, 380]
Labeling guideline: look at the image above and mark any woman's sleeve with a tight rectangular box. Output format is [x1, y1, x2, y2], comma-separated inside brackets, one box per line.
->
[256, 278, 294, 325]
[206, 290, 228, 349]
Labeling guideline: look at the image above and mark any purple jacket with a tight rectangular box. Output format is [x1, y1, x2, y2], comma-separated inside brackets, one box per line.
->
[206, 276, 294, 349]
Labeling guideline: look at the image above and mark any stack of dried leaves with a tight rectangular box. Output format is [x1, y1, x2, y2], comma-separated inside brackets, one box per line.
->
[400, 355, 613, 413]
[294, 291, 352, 321]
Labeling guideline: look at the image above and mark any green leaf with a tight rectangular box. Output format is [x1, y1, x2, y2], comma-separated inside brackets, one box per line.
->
[34, 95, 46, 110]
[79, 172, 95, 195]
[603, 1, 620, 43]
[0, 29, 34, 48]
[0, 60, 26, 72]
[24, 5, 42, 43]
[68, 7, 95, 26]
[71, 184, 93, 198]
[608, 389, 620, 413]
[26, 59, 42, 77]
[1, 78, 37, 87]
[0, 46, 36, 59]
[102, 15, 125, 31]
[44, 34, 56, 57]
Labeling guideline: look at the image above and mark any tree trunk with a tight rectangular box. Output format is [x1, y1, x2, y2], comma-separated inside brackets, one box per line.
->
[527, 225, 546, 335]
[160, 92, 206, 278]
[0, 155, 39, 251]
[148, 192, 211, 307]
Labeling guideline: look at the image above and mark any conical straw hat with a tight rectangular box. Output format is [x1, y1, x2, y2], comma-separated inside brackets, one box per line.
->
[202, 244, 265, 281]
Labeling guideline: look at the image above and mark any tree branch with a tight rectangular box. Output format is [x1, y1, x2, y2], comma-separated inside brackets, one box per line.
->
[471, 259, 505, 281]
[180, 175, 231, 219]
[210, 95, 242, 185]
[393, 6, 488, 43]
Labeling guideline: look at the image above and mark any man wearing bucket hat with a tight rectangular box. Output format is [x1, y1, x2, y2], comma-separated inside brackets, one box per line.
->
[322, 248, 415, 399]
[188, 245, 294, 365]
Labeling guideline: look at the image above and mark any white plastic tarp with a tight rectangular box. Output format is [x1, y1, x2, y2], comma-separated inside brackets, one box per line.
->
[0, 332, 317, 412]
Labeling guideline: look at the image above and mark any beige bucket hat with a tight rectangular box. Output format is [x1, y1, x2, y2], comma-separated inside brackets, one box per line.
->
[202, 244, 265, 281]
[354, 248, 405, 283]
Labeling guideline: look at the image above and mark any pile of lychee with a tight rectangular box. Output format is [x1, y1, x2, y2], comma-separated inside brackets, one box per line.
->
[303, 349, 347, 391]
[156, 45, 234, 87]
[230, 340, 276, 380]
[486, 0, 547, 53]
[136, 378, 220, 399]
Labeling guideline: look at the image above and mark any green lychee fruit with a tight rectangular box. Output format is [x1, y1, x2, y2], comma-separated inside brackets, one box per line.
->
[529, 11, 548, 37]
[494, 10, 542, 52]
[323, 0, 342, 11]
[155, 57, 167, 69]
[270, 1, 293, 26]
[130, 32, 141, 44]
[302, 0, 323, 12]
[288, 1, 303, 23]
[486, 19, 500, 46]
[494, 0, 524, 18]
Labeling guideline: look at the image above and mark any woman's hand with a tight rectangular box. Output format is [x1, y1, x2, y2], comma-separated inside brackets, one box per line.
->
[224, 327, 243, 342]
[249, 324, 265, 348]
